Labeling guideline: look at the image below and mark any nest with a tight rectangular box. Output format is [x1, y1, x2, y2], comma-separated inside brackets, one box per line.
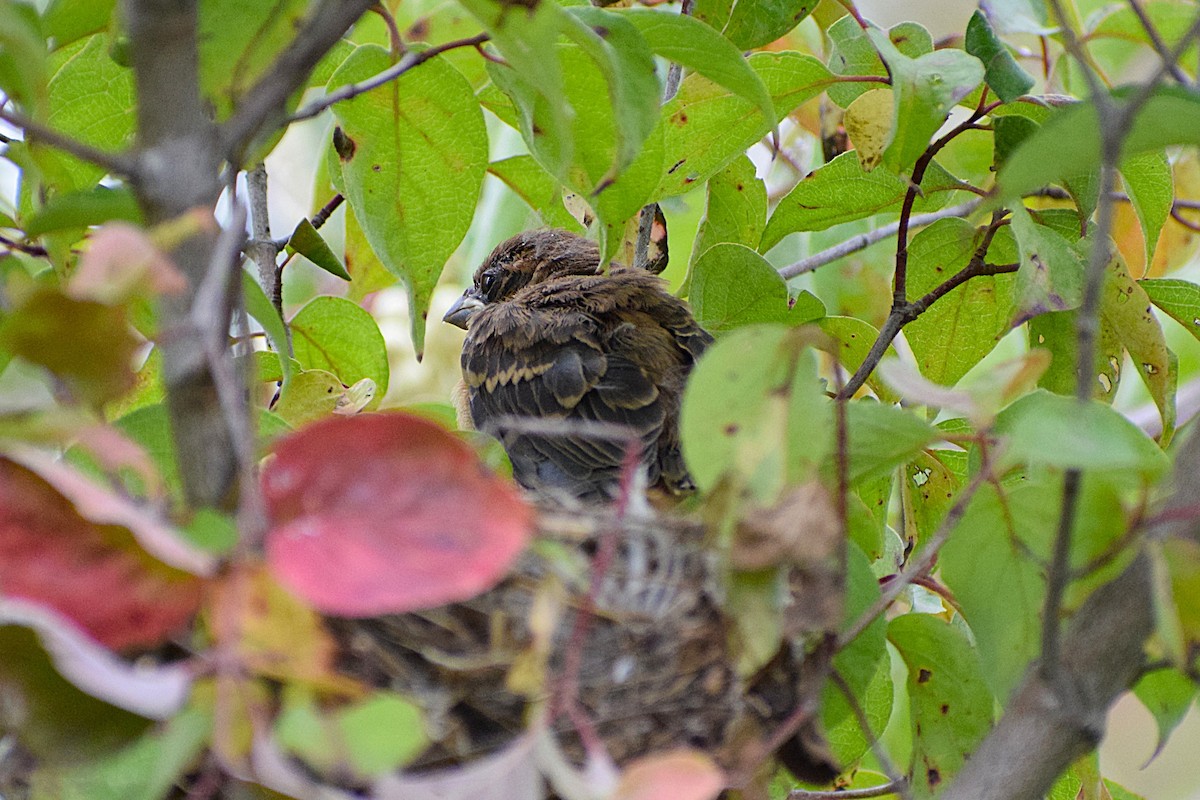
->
[325, 497, 839, 789]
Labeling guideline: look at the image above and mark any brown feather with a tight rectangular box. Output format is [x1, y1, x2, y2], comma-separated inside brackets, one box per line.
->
[445, 229, 712, 500]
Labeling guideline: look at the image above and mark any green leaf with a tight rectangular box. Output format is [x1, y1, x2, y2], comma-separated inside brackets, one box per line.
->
[37, 34, 134, 191]
[889, 613, 993, 798]
[286, 218, 350, 281]
[824, 541, 892, 765]
[1029, 309, 1122, 403]
[1132, 668, 1198, 762]
[1009, 204, 1084, 324]
[623, 8, 775, 137]
[692, 0, 818, 50]
[198, 0, 308, 120]
[487, 155, 584, 233]
[1142, 278, 1200, 342]
[940, 481, 1042, 701]
[42, 0, 115, 51]
[289, 296, 389, 407]
[241, 270, 292, 387]
[902, 451, 961, 551]
[686, 155, 767, 293]
[996, 86, 1200, 205]
[656, 50, 831, 200]
[943, 473, 1130, 701]
[338, 692, 428, 776]
[681, 324, 831, 501]
[816, 316, 899, 403]
[992, 115, 1039, 172]
[789, 289, 826, 324]
[491, 42, 663, 260]
[995, 390, 1169, 480]
[458, 0, 569, 174]
[329, 44, 487, 358]
[905, 218, 1017, 386]
[28, 705, 209, 800]
[866, 27, 985, 175]
[23, 185, 142, 237]
[826, 17, 933, 108]
[0, 1, 48, 114]
[561, 7, 660, 182]
[1120, 150, 1173, 269]
[1091, 2, 1200, 49]
[273, 368, 348, 426]
[979, 0, 1053, 35]
[343, 204, 398, 303]
[1102, 257, 1174, 444]
[761, 152, 963, 252]
[964, 10, 1034, 103]
[690, 243, 789, 333]
[845, 402, 939, 485]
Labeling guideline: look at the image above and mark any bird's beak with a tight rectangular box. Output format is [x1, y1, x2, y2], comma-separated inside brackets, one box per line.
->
[443, 290, 484, 330]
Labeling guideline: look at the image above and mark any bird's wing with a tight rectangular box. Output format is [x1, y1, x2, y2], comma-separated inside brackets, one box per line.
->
[462, 297, 669, 497]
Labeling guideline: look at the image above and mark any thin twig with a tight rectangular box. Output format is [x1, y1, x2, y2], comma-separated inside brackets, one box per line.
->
[778, 199, 982, 279]
[0, 105, 136, 177]
[837, 441, 995, 649]
[310, 193, 344, 230]
[1126, 0, 1192, 84]
[836, 214, 1012, 400]
[0, 232, 49, 258]
[790, 780, 905, 799]
[244, 164, 291, 358]
[830, 670, 911, 800]
[662, 0, 694, 100]
[219, 0, 378, 159]
[289, 33, 491, 123]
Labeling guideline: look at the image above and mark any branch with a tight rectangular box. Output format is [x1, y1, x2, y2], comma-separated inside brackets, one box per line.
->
[288, 32, 491, 124]
[941, 552, 1155, 800]
[244, 164, 290, 356]
[1126, 0, 1192, 85]
[777, 199, 982, 280]
[0, 106, 136, 177]
[836, 217, 1013, 400]
[125, 0, 235, 508]
[219, 0, 378, 162]
[790, 780, 905, 799]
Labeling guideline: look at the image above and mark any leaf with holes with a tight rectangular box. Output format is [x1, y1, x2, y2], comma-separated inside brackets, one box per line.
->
[263, 413, 533, 616]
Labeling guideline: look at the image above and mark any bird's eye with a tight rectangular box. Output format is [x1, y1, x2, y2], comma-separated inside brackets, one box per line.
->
[481, 273, 497, 295]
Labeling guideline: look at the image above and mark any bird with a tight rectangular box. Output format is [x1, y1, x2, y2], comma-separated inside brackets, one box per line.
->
[442, 228, 713, 501]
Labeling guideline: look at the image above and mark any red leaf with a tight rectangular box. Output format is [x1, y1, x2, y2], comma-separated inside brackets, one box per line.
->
[263, 413, 533, 616]
[0, 457, 204, 650]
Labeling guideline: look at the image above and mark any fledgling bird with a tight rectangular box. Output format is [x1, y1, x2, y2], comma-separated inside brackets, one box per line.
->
[443, 229, 713, 500]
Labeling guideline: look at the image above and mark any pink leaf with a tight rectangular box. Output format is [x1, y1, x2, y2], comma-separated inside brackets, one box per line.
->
[0, 455, 206, 650]
[613, 750, 726, 800]
[263, 413, 533, 616]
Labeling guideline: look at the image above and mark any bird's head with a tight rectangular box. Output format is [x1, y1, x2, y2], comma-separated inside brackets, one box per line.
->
[442, 229, 602, 329]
